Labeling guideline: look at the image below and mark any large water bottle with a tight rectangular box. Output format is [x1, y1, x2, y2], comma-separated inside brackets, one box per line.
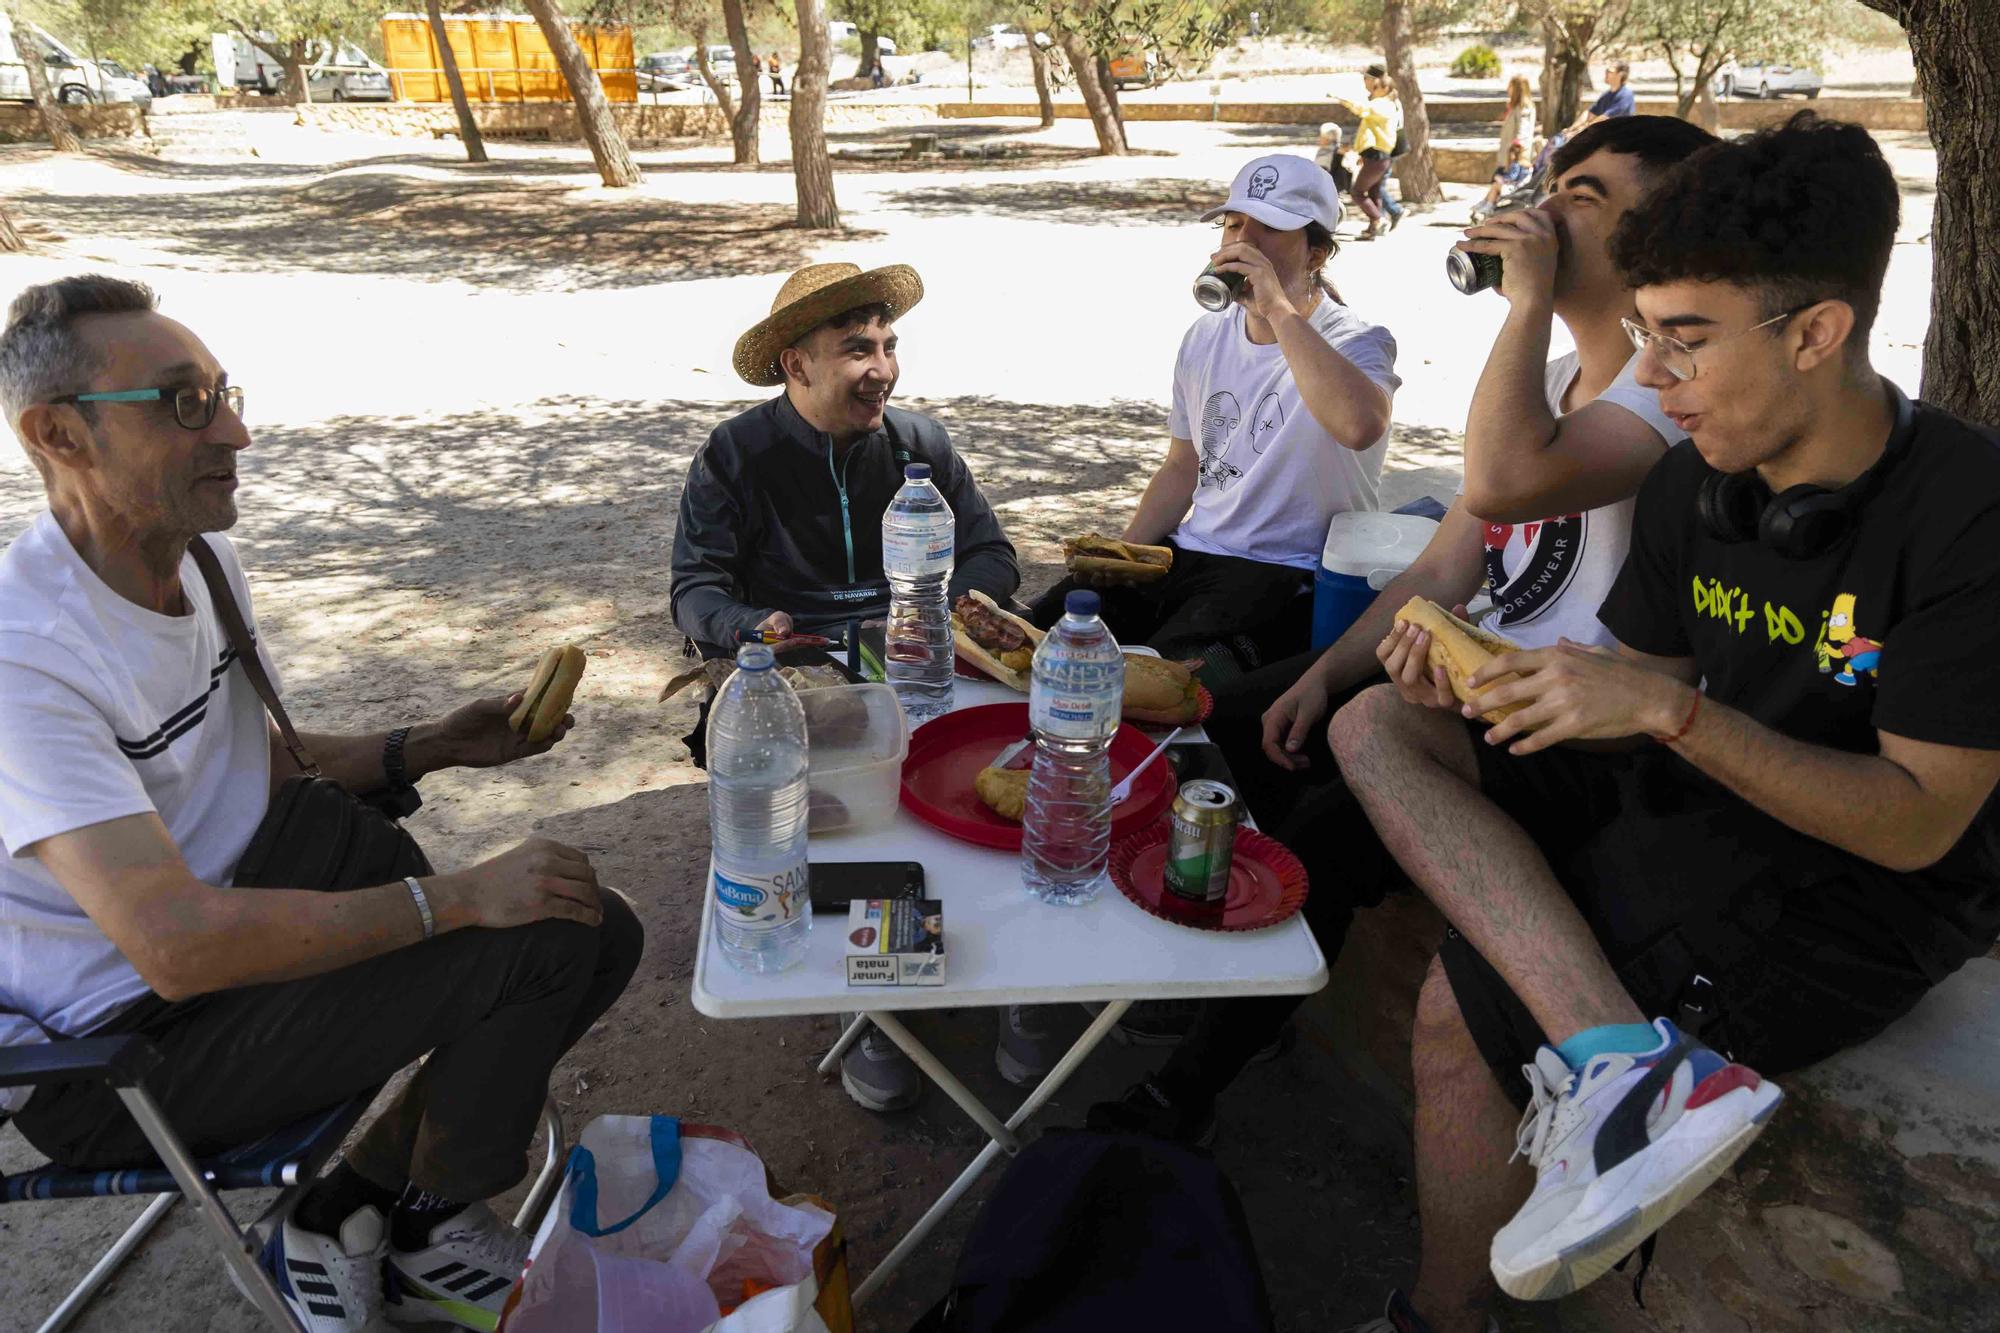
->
[1022, 590, 1125, 906]
[882, 463, 955, 726]
[707, 643, 811, 973]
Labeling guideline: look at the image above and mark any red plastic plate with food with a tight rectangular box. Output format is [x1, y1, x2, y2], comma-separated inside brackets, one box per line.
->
[900, 703, 1177, 851]
[1109, 823, 1309, 932]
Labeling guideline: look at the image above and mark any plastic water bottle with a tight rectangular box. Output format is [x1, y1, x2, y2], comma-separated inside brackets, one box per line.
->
[1022, 591, 1125, 905]
[882, 462, 955, 726]
[707, 643, 811, 973]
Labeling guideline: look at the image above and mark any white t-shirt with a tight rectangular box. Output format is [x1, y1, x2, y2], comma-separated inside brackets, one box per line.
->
[0, 513, 273, 1105]
[1472, 350, 1686, 648]
[1168, 298, 1401, 571]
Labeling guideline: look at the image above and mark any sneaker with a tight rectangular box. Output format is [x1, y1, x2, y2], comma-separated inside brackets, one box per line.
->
[384, 1202, 531, 1331]
[839, 1014, 920, 1112]
[996, 1004, 1061, 1086]
[1489, 1018, 1784, 1301]
[252, 1205, 388, 1331]
[1346, 1288, 1498, 1333]
[1085, 1076, 1217, 1148]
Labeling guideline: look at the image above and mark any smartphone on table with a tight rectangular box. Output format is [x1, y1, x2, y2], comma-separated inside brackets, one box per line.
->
[809, 861, 925, 914]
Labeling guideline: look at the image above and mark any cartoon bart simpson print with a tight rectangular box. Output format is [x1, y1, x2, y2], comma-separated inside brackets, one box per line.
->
[1818, 592, 1884, 686]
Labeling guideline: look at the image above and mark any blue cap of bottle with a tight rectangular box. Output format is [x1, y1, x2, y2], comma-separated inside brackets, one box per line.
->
[904, 463, 932, 481]
[1064, 590, 1101, 618]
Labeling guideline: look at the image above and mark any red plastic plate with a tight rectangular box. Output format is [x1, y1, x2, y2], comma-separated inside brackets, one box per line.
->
[900, 703, 1178, 851]
[1110, 823, 1310, 932]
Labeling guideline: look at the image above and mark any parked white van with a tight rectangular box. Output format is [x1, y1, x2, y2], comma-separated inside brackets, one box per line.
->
[1, 14, 152, 109]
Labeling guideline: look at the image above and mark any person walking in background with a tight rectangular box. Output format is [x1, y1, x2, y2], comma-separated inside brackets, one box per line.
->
[1498, 73, 1537, 169]
[767, 52, 785, 96]
[1374, 75, 1406, 233]
[1334, 64, 1401, 240]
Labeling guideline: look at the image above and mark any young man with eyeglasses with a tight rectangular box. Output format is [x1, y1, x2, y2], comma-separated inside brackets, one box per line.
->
[0, 276, 643, 1332]
[1319, 114, 2000, 1332]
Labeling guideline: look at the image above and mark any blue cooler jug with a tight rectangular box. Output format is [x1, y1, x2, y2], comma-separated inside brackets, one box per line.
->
[1312, 511, 1441, 649]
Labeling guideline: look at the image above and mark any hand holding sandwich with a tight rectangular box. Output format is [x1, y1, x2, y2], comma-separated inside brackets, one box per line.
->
[1468, 640, 1697, 756]
[1377, 606, 1473, 712]
[408, 644, 587, 774]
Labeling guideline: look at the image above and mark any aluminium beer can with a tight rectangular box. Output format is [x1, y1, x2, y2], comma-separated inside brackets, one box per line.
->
[1163, 780, 1241, 904]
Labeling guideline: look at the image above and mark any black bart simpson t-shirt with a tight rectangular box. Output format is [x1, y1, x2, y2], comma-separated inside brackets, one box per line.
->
[1598, 396, 2000, 980]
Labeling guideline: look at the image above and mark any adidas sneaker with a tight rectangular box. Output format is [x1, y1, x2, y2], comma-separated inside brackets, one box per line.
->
[384, 1202, 532, 1331]
[254, 1204, 388, 1331]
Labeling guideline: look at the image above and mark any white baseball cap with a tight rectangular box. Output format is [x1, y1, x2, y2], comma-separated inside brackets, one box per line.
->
[1200, 154, 1342, 232]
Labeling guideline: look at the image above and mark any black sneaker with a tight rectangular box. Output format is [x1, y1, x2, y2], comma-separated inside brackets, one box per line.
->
[1086, 1077, 1217, 1148]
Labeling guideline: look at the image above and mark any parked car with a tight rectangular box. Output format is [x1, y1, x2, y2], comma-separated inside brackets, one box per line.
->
[1713, 60, 1822, 99]
[89, 58, 155, 110]
[1108, 45, 1159, 89]
[972, 23, 1028, 51]
[0, 15, 149, 109]
[637, 51, 690, 92]
[306, 42, 391, 102]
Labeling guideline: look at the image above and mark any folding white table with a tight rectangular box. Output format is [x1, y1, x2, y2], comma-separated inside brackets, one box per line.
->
[691, 676, 1328, 1307]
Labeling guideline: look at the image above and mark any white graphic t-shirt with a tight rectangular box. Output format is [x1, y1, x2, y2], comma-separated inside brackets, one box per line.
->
[0, 514, 273, 1107]
[1473, 350, 1686, 648]
[1168, 298, 1401, 571]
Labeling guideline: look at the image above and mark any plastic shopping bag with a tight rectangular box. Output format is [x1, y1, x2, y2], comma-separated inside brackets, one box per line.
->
[500, 1115, 847, 1333]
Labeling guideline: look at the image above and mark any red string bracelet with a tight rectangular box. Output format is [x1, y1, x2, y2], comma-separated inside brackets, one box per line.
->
[1657, 687, 1702, 745]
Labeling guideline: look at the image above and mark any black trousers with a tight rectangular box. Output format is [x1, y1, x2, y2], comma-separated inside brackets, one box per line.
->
[17, 893, 644, 1202]
[1029, 543, 1311, 664]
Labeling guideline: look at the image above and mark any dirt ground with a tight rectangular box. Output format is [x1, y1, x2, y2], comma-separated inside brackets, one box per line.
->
[0, 102, 1936, 1333]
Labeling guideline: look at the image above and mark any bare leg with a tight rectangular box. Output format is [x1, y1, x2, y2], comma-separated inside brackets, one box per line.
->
[1409, 957, 1528, 1333]
[1327, 685, 1645, 1044]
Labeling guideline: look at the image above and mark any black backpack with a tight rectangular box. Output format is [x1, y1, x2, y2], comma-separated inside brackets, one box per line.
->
[909, 1129, 1275, 1333]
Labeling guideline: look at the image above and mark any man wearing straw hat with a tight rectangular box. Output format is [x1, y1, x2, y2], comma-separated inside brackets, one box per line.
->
[673, 263, 1047, 1112]
[671, 262, 1019, 662]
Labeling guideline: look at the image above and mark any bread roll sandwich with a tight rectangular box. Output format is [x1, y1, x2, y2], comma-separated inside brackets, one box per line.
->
[511, 645, 587, 743]
[952, 591, 1044, 691]
[1063, 533, 1173, 585]
[1390, 598, 1525, 724]
[1122, 653, 1203, 726]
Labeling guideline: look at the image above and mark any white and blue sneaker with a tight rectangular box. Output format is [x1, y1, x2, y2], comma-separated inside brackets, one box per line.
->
[1490, 1018, 1784, 1300]
[384, 1202, 532, 1331]
[253, 1205, 389, 1331]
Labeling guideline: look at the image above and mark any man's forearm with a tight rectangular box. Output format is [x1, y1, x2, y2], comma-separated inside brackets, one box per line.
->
[1462, 298, 1558, 513]
[1124, 458, 1199, 545]
[1271, 309, 1391, 448]
[950, 543, 1021, 604]
[1667, 694, 1946, 871]
[673, 582, 766, 653]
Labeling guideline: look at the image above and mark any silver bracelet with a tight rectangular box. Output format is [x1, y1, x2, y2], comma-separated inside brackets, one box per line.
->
[404, 876, 435, 941]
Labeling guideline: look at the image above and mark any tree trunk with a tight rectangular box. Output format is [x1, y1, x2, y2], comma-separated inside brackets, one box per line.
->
[1859, 0, 2000, 425]
[721, 0, 760, 165]
[15, 14, 82, 153]
[1692, 71, 1720, 131]
[1095, 54, 1124, 133]
[1055, 28, 1124, 155]
[0, 202, 25, 252]
[857, 30, 878, 81]
[790, 0, 841, 229]
[1379, 0, 1443, 207]
[693, 37, 739, 142]
[522, 0, 641, 187]
[426, 0, 487, 162]
[1026, 32, 1055, 128]
[1549, 46, 1588, 131]
[278, 39, 309, 106]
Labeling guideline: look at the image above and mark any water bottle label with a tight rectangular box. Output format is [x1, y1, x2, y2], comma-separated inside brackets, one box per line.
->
[883, 526, 953, 576]
[1031, 688, 1114, 737]
[713, 858, 809, 933]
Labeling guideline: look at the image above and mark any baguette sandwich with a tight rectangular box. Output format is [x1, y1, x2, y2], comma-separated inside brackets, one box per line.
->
[952, 591, 1045, 691]
[1122, 652, 1204, 726]
[511, 644, 587, 743]
[1063, 533, 1174, 585]
[1390, 598, 1526, 724]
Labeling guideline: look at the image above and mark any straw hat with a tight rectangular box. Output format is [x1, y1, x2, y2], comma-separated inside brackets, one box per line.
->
[732, 262, 925, 387]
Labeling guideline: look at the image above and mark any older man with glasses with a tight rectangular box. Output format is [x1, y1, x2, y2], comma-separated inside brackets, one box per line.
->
[0, 275, 643, 1333]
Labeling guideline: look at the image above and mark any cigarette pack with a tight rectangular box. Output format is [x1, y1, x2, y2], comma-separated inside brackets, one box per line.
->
[845, 898, 945, 986]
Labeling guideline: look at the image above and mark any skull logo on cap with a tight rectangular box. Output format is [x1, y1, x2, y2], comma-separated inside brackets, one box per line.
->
[1247, 164, 1281, 200]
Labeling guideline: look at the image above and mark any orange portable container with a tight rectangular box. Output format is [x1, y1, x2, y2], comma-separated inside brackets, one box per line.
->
[380, 11, 636, 103]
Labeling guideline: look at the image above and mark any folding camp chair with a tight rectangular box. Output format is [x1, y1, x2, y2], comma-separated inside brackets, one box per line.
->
[0, 1033, 566, 1332]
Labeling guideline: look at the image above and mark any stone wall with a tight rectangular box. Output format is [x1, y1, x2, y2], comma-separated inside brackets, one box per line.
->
[937, 96, 1928, 133]
[0, 103, 147, 144]
[297, 98, 939, 144]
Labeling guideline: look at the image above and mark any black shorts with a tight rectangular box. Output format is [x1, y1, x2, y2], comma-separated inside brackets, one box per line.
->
[1441, 731, 1938, 1105]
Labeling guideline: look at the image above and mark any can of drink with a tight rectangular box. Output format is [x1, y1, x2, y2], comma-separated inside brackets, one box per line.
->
[1447, 247, 1503, 296]
[1163, 780, 1241, 904]
[1193, 264, 1246, 312]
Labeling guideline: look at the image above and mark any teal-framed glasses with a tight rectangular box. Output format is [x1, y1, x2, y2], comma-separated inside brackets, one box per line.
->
[1620, 309, 1806, 382]
[49, 383, 244, 430]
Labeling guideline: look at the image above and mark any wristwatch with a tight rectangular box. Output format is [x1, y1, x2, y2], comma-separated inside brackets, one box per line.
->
[384, 726, 413, 788]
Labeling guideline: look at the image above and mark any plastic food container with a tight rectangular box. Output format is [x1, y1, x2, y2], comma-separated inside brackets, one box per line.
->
[801, 683, 908, 834]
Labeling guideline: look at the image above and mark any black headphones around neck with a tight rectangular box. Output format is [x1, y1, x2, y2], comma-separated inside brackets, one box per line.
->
[1695, 381, 1915, 560]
